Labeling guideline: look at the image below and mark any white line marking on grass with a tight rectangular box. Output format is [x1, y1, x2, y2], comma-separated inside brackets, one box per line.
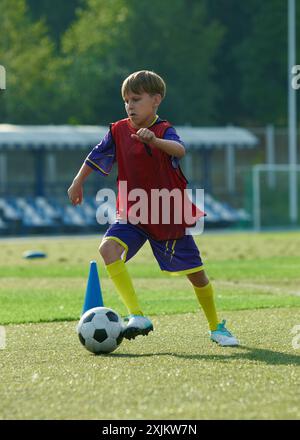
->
[32, 372, 39, 382]
[291, 325, 300, 349]
[0, 326, 6, 349]
[215, 280, 300, 296]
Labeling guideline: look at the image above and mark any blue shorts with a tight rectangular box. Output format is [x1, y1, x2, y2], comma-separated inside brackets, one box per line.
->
[103, 222, 204, 275]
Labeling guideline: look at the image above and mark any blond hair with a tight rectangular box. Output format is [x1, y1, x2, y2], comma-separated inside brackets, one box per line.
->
[121, 70, 166, 99]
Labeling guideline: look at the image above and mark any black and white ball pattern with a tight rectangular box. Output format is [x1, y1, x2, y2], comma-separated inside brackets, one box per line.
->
[77, 307, 124, 354]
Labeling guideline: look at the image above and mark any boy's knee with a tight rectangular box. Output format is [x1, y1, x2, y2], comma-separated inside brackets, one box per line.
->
[99, 239, 124, 264]
[187, 270, 209, 288]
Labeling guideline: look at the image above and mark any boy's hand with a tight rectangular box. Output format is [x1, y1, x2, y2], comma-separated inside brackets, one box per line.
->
[131, 128, 156, 144]
[67, 180, 83, 206]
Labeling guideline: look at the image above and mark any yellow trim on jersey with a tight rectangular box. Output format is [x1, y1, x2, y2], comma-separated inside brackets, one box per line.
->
[101, 236, 129, 262]
[148, 115, 159, 128]
[162, 265, 205, 276]
[86, 158, 109, 175]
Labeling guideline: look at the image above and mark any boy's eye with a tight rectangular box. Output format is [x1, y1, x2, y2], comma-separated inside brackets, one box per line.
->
[124, 98, 140, 105]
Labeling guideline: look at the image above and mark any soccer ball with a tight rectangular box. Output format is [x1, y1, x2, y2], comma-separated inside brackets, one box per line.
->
[77, 307, 124, 354]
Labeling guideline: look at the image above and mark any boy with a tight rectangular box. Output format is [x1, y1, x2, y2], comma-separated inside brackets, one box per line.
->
[68, 70, 238, 346]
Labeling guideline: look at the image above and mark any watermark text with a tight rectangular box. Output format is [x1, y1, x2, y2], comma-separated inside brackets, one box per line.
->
[95, 182, 205, 235]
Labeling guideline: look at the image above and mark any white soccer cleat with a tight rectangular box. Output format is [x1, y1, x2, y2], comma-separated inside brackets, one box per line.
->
[122, 315, 154, 340]
[210, 319, 239, 346]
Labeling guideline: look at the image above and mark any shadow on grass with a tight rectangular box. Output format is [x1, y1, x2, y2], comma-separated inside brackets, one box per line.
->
[107, 345, 300, 365]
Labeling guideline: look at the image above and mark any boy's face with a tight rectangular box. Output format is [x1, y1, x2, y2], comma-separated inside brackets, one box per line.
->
[124, 91, 162, 129]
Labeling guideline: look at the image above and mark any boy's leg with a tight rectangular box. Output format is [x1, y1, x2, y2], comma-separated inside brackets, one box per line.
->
[99, 239, 143, 315]
[188, 271, 238, 346]
[149, 235, 238, 346]
[99, 223, 153, 339]
[148, 235, 219, 329]
[187, 271, 218, 332]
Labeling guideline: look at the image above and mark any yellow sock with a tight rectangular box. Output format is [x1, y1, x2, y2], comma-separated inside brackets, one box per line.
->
[193, 282, 219, 331]
[105, 259, 143, 316]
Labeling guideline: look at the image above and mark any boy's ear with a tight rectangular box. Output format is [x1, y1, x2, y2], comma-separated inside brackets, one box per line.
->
[153, 94, 162, 107]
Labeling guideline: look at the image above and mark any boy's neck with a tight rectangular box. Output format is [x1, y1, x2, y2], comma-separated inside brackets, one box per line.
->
[129, 114, 159, 130]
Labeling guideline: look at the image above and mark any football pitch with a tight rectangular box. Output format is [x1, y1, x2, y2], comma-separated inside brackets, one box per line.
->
[0, 231, 299, 420]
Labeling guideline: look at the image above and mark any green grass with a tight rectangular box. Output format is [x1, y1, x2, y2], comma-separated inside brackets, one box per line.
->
[0, 231, 299, 419]
[0, 308, 299, 420]
[0, 232, 300, 324]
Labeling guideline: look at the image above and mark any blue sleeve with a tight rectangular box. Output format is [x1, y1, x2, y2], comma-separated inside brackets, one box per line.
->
[85, 130, 116, 176]
[163, 126, 185, 169]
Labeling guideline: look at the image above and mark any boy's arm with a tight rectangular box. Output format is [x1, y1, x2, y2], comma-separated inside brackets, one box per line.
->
[150, 137, 185, 158]
[68, 129, 116, 206]
[67, 163, 93, 206]
[131, 128, 185, 158]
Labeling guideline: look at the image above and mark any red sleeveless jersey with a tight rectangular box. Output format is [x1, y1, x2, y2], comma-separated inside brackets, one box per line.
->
[110, 118, 204, 241]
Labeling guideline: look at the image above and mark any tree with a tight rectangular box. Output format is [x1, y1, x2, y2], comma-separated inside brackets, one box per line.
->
[0, 0, 63, 123]
[26, 0, 83, 49]
[205, 0, 259, 125]
[235, 0, 288, 126]
[207, 0, 300, 126]
[123, 0, 224, 125]
[61, 0, 130, 124]
[61, 0, 224, 125]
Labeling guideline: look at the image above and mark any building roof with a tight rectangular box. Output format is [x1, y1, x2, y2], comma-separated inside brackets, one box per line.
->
[0, 124, 258, 150]
[176, 126, 258, 148]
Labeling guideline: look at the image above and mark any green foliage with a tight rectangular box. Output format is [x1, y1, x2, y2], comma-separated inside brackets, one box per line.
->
[61, 0, 131, 124]
[119, 0, 224, 125]
[60, 0, 224, 125]
[0, 0, 63, 123]
[207, 0, 300, 126]
[235, 0, 289, 126]
[205, 0, 258, 125]
[0, 0, 297, 125]
[27, 0, 83, 48]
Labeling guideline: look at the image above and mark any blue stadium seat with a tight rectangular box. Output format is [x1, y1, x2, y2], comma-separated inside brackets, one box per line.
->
[0, 216, 8, 234]
[63, 206, 86, 227]
[0, 194, 250, 235]
[204, 193, 249, 224]
[15, 197, 54, 228]
[0, 198, 22, 221]
[34, 197, 62, 223]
